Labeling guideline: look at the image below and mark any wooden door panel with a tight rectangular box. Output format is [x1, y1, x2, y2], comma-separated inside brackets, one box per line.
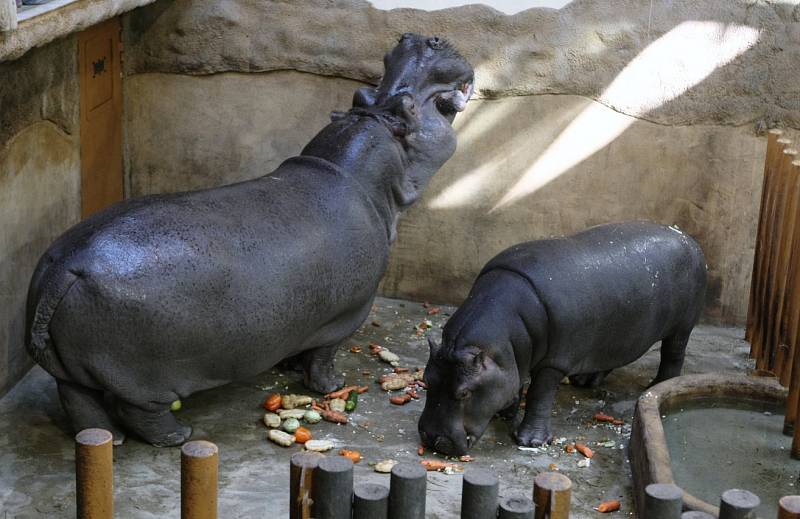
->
[79, 17, 123, 218]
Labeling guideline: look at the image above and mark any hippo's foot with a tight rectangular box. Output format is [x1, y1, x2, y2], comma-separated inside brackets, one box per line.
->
[115, 401, 192, 447]
[302, 343, 344, 394]
[57, 380, 127, 445]
[514, 422, 553, 447]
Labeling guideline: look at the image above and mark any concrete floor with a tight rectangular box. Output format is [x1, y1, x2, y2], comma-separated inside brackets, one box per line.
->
[0, 296, 758, 518]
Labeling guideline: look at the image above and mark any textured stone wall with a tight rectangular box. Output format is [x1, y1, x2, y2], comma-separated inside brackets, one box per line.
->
[122, 0, 800, 325]
[0, 36, 81, 396]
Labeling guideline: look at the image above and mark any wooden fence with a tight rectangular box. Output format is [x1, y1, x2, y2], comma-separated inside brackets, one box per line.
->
[745, 129, 800, 457]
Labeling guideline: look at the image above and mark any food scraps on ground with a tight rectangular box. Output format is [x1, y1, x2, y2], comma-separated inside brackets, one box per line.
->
[421, 460, 463, 474]
[282, 417, 300, 433]
[304, 410, 322, 424]
[577, 458, 591, 468]
[593, 412, 624, 426]
[263, 412, 281, 429]
[414, 320, 433, 335]
[374, 459, 398, 473]
[564, 444, 576, 454]
[406, 389, 419, 399]
[345, 391, 358, 412]
[281, 394, 313, 409]
[294, 426, 312, 444]
[369, 343, 382, 354]
[305, 440, 333, 452]
[575, 443, 594, 458]
[279, 409, 307, 420]
[350, 346, 362, 353]
[459, 455, 474, 462]
[329, 398, 347, 413]
[371, 321, 381, 327]
[418, 446, 425, 456]
[378, 349, 400, 366]
[595, 500, 621, 513]
[171, 400, 182, 412]
[394, 367, 409, 373]
[268, 429, 295, 447]
[322, 410, 348, 424]
[339, 449, 362, 463]
[427, 307, 441, 316]
[390, 394, 412, 405]
[263, 394, 281, 412]
[549, 463, 558, 471]
[327, 386, 359, 400]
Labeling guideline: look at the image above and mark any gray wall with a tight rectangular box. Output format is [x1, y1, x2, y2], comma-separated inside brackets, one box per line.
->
[0, 36, 81, 396]
[122, 0, 800, 325]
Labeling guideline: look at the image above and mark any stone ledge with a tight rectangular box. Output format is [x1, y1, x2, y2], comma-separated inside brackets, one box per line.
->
[0, 0, 156, 63]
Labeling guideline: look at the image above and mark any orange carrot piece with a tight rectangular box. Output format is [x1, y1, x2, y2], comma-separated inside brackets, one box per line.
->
[595, 500, 621, 513]
[575, 443, 594, 458]
[339, 449, 362, 463]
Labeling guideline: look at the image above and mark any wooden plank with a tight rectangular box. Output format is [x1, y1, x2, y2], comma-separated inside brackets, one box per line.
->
[79, 17, 124, 218]
[781, 158, 800, 386]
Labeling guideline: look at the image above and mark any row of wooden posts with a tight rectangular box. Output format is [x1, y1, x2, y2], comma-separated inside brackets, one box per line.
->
[72, 426, 800, 518]
[745, 129, 800, 457]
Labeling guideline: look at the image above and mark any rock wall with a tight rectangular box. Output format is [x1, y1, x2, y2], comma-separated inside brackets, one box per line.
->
[122, 0, 800, 325]
[0, 36, 81, 396]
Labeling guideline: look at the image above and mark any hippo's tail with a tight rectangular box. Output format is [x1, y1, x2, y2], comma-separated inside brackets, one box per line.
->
[25, 257, 78, 381]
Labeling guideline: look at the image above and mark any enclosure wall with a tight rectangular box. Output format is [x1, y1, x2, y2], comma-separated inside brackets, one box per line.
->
[0, 36, 81, 396]
[121, 0, 800, 325]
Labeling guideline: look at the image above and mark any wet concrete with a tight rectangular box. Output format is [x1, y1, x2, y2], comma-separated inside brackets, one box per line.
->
[664, 397, 798, 518]
[0, 296, 758, 518]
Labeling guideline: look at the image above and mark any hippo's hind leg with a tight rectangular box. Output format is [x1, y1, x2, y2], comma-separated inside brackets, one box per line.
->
[57, 380, 126, 445]
[115, 400, 192, 447]
[514, 367, 564, 447]
[651, 329, 692, 386]
[302, 342, 345, 394]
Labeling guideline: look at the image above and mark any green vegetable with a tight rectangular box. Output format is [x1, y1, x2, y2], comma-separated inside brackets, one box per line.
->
[345, 391, 358, 413]
[171, 400, 182, 412]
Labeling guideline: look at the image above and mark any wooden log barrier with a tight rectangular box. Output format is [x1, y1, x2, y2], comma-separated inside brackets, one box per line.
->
[532, 472, 571, 519]
[181, 440, 218, 519]
[290, 451, 324, 519]
[353, 482, 390, 519]
[75, 428, 113, 519]
[643, 483, 683, 519]
[498, 495, 535, 519]
[460, 467, 499, 519]
[778, 158, 800, 388]
[388, 463, 427, 519]
[314, 456, 354, 519]
[779, 495, 800, 519]
[718, 489, 759, 519]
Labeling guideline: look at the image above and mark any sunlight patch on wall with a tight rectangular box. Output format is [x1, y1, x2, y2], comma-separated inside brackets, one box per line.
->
[368, 1, 573, 15]
[486, 21, 760, 210]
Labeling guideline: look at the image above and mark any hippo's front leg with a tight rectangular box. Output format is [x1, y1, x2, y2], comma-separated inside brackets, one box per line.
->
[514, 367, 564, 447]
[302, 343, 345, 394]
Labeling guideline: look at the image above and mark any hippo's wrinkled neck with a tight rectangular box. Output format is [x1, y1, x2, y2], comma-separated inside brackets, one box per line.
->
[300, 116, 413, 242]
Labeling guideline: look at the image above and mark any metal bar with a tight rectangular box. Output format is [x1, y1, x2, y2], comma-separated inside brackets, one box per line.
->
[498, 495, 535, 519]
[388, 463, 427, 519]
[461, 468, 499, 519]
[314, 456, 354, 519]
[353, 482, 390, 519]
[533, 472, 571, 519]
[643, 483, 682, 519]
[75, 428, 113, 519]
[181, 440, 218, 519]
[290, 451, 324, 519]
[718, 489, 759, 519]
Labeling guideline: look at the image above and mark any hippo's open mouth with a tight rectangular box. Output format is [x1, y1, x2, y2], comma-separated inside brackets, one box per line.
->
[434, 80, 474, 120]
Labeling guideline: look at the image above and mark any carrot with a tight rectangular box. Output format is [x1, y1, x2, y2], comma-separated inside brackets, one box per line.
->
[593, 412, 616, 423]
[263, 394, 281, 412]
[322, 410, 348, 424]
[575, 443, 594, 458]
[421, 460, 459, 472]
[326, 385, 358, 400]
[564, 444, 575, 454]
[595, 500, 621, 513]
[356, 386, 369, 394]
[390, 394, 412, 405]
[394, 367, 410, 373]
[350, 346, 362, 353]
[339, 449, 362, 463]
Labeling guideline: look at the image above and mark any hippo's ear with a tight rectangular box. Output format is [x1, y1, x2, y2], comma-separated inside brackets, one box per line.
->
[427, 337, 441, 359]
[353, 86, 377, 108]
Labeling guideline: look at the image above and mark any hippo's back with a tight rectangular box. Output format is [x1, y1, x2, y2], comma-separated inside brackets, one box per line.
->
[481, 222, 706, 372]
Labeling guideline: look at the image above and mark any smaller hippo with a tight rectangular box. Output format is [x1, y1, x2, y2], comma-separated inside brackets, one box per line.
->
[418, 222, 706, 454]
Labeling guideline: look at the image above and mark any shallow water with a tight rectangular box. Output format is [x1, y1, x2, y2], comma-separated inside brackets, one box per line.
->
[663, 397, 799, 518]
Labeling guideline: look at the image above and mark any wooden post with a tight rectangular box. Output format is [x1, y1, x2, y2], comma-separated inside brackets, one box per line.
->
[181, 440, 218, 519]
[779, 161, 800, 387]
[388, 463, 427, 519]
[75, 428, 113, 519]
[353, 483, 390, 519]
[533, 472, 571, 519]
[290, 451, 324, 519]
[718, 489, 759, 519]
[748, 129, 784, 342]
[314, 456, 354, 519]
[779, 495, 800, 518]
[753, 136, 793, 368]
[643, 483, 682, 519]
[461, 468, 499, 519]
[499, 496, 535, 519]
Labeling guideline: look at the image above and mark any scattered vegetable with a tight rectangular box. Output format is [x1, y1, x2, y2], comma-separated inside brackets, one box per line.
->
[340, 449, 362, 463]
[282, 417, 300, 433]
[279, 409, 307, 420]
[171, 400, 182, 412]
[350, 346, 362, 353]
[595, 500, 621, 513]
[374, 459, 398, 473]
[379, 350, 400, 366]
[268, 429, 295, 447]
[263, 394, 281, 412]
[327, 386, 359, 400]
[322, 410, 348, 424]
[575, 443, 594, 459]
[263, 412, 281, 429]
[305, 440, 333, 452]
[329, 398, 347, 413]
[281, 394, 312, 409]
[390, 394, 412, 405]
[294, 426, 312, 444]
[345, 391, 358, 413]
[304, 410, 322, 424]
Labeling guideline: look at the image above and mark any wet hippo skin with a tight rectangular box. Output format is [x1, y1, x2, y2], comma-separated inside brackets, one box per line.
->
[25, 34, 474, 447]
[419, 222, 707, 454]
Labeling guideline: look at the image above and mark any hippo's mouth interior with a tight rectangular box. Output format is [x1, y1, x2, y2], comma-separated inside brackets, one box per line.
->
[434, 80, 474, 120]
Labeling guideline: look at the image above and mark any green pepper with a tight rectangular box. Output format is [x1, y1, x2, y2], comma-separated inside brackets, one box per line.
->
[345, 391, 358, 413]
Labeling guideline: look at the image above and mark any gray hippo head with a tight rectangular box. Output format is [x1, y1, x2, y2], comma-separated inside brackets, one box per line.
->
[418, 335, 520, 456]
[343, 33, 474, 207]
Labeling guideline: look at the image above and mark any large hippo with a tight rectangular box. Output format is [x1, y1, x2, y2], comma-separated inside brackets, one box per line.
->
[26, 34, 473, 446]
[418, 222, 706, 455]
